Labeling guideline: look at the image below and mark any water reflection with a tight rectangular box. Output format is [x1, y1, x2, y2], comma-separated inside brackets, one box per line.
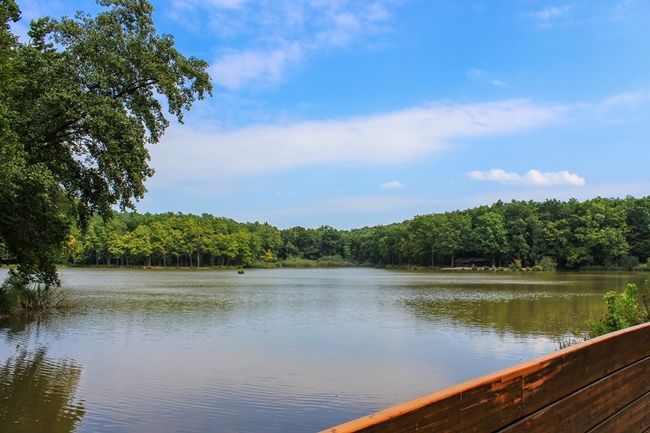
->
[393, 271, 649, 337]
[0, 316, 85, 433]
[0, 268, 645, 432]
[403, 287, 601, 336]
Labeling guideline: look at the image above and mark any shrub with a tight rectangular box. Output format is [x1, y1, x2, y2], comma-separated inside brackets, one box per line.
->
[615, 255, 640, 270]
[588, 282, 650, 338]
[538, 256, 557, 272]
[0, 271, 69, 313]
[634, 259, 650, 271]
[508, 259, 522, 272]
[280, 257, 317, 268]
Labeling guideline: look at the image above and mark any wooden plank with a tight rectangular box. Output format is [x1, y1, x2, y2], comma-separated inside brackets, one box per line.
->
[522, 324, 650, 413]
[589, 391, 650, 433]
[498, 356, 650, 433]
[321, 323, 650, 433]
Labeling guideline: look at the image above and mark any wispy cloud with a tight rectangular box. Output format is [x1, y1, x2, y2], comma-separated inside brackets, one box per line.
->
[532, 5, 572, 28]
[468, 169, 586, 186]
[169, 0, 394, 89]
[535, 5, 572, 20]
[153, 98, 564, 183]
[381, 181, 404, 189]
[613, 0, 638, 18]
[600, 90, 648, 109]
[209, 44, 303, 89]
[466, 69, 507, 87]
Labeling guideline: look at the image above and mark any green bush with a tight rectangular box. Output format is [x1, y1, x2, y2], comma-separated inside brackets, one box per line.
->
[0, 271, 68, 313]
[508, 259, 522, 272]
[634, 259, 650, 271]
[538, 256, 557, 272]
[613, 255, 640, 270]
[279, 257, 317, 268]
[588, 282, 650, 338]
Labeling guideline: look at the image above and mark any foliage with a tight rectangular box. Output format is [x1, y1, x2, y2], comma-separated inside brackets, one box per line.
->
[317, 255, 355, 267]
[7, 195, 650, 273]
[635, 259, 650, 271]
[538, 256, 557, 272]
[588, 282, 650, 338]
[0, 270, 68, 313]
[279, 256, 317, 268]
[508, 258, 522, 272]
[607, 254, 639, 270]
[0, 0, 211, 288]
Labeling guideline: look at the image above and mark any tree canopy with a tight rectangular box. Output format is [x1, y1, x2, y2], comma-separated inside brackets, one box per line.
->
[25, 196, 650, 273]
[0, 0, 212, 286]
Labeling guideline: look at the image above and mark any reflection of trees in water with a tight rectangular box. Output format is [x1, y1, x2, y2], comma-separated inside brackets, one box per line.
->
[0, 318, 85, 433]
[0, 313, 50, 344]
[404, 289, 604, 337]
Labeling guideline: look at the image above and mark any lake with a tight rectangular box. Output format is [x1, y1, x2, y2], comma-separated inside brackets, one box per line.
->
[1, 268, 647, 432]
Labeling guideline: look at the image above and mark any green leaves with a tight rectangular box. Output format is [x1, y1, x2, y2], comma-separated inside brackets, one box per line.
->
[588, 283, 650, 338]
[0, 0, 212, 287]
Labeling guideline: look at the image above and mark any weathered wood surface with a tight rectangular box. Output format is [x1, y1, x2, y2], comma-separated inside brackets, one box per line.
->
[321, 322, 650, 433]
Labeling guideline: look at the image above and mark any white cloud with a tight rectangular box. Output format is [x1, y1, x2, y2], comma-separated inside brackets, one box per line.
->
[468, 169, 586, 187]
[381, 181, 404, 189]
[168, 0, 394, 89]
[152, 98, 563, 184]
[210, 44, 303, 89]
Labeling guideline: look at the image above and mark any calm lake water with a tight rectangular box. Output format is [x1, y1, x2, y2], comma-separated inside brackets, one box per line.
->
[1, 268, 647, 432]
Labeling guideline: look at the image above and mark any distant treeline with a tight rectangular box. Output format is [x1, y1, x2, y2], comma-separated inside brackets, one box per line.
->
[8, 196, 648, 270]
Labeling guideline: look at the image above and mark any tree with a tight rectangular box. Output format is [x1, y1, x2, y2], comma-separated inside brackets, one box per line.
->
[0, 0, 212, 287]
[437, 211, 471, 267]
[471, 211, 508, 266]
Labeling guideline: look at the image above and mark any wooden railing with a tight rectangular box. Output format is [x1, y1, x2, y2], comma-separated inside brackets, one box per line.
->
[321, 322, 650, 433]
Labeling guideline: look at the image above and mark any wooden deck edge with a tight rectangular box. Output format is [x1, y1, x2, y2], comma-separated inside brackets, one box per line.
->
[320, 322, 650, 433]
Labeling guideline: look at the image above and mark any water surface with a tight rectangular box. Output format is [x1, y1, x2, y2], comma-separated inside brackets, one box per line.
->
[1, 268, 646, 432]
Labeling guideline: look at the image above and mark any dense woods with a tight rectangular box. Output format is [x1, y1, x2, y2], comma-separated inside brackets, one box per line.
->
[15, 195, 649, 271]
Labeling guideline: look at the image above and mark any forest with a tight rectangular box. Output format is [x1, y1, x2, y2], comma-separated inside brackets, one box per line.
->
[6, 195, 647, 271]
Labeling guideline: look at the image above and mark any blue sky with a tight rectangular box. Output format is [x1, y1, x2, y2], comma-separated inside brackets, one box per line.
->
[13, 0, 650, 229]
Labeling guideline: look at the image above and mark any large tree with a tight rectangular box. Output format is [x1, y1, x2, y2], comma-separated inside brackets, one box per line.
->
[0, 0, 212, 286]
